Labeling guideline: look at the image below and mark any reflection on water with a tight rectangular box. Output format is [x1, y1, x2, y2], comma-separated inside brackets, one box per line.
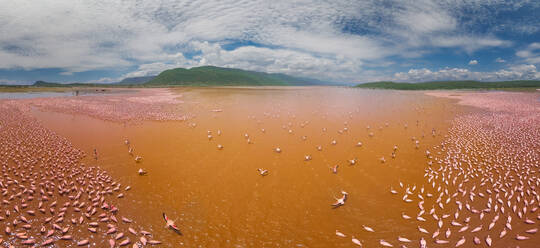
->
[28, 87, 538, 247]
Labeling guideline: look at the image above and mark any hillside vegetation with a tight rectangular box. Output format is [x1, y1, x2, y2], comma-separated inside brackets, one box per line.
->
[145, 66, 325, 86]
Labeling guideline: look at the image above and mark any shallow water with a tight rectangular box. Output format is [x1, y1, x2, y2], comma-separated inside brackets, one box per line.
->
[0, 91, 76, 99]
[27, 87, 473, 247]
[0, 89, 120, 99]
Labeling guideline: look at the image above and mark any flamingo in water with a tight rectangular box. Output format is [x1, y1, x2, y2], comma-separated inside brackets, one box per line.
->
[257, 168, 269, 176]
[162, 213, 181, 235]
[332, 191, 348, 208]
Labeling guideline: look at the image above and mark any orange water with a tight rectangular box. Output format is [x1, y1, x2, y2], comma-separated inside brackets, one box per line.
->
[30, 87, 469, 247]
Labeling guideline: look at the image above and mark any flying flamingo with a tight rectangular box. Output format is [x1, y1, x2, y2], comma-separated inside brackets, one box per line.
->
[331, 191, 348, 208]
[162, 213, 181, 235]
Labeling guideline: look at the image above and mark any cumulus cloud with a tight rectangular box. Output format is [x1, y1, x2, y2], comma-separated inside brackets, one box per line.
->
[468, 60, 478, 65]
[0, 0, 537, 83]
[388, 1, 512, 53]
[495, 58, 506, 63]
[124, 41, 364, 82]
[393, 64, 540, 82]
[85, 77, 123, 84]
[516, 43, 540, 64]
[0, 0, 397, 81]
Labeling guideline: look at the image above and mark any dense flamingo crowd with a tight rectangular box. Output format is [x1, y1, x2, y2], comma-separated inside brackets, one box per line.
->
[0, 102, 162, 247]
[381, 92, 540, 247]
[25, 89, 187, 123]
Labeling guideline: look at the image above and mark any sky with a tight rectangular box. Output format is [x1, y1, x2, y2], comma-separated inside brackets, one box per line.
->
[0, 0, 539, 85]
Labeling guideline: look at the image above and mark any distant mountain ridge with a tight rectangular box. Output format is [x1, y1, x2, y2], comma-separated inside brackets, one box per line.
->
[117, 76, 156, 85]
[145, 66, 333, 86]
[28, 66, 336, 86]
[355, 80, 540, 90]
[24, 69, 540, 89]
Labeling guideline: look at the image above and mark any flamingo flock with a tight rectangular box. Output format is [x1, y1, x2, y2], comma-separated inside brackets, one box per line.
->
[23, 89, 188, 123]
[336, 95, 539, 247]
[342, 94, 540, 247]
[1, 89, 538, 247]
[0, 104, 162, 247]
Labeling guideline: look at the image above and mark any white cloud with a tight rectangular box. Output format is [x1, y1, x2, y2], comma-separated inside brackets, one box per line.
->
[495, 58, 506, 63]
[516, 43, 540, 64]
[85, 77, 123, 84]
[0, 0, 536, 82]
[387, 1, 512, 53]
[0, 0, 394, 79]
[393, 64, 540, 82]
[124, 41, 365, 82]
[468, 60, 478, 65]
[428, 36, 511, 53]
[394, 1, 457, 33]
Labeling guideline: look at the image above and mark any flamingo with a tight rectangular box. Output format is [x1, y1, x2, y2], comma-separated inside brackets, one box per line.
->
[162, 213, 181, 235]
[335, 230, 346, 237]
[257, 168, 268, 176]
[331, 191, 348, 208]
[351, 236, 362, 246]
[331, 165, 339, 174]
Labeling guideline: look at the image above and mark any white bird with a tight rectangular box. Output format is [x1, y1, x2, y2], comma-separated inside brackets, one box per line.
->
[351, 236, 362, 246]
[257, 168, 268, 176]
[380, 239, 393, 247]
[398, 236, 411, 242]
[332, 191, 348, 207]
[420, 237, 427, 248]
[362, 225, 374, 232]
[335, 230, 346, 237]
[455, 236, 466, 247]
[485, 235, 492, 247]
[331, 165, 339, 174]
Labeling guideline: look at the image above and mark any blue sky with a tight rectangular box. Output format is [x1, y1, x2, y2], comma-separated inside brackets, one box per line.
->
[0, 0, 539, 85]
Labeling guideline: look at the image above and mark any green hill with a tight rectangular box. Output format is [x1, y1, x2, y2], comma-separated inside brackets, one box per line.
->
[145, 66, 329, 86]
[355, 80, 540, 90]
